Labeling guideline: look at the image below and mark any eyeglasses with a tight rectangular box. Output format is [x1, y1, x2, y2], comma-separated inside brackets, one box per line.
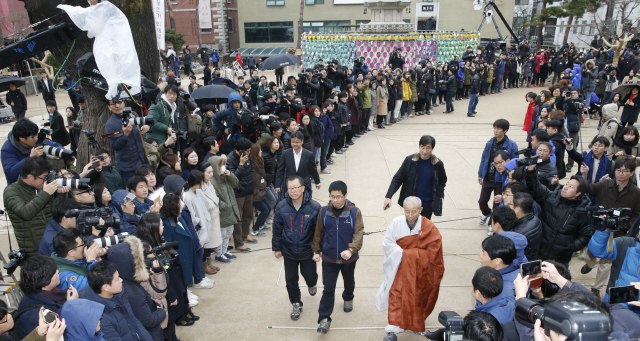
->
[287, 185, 304, 191]
[77, 189, 94, 195]
[615, 169, 632, 174]
[76, 243, 85, 249]
[330, 195, 344, 200]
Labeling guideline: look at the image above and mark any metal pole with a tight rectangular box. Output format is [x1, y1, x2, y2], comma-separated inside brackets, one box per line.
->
[25, 60, 45, 120]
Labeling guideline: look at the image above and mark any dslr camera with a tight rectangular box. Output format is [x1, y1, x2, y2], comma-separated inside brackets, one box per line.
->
[144, 241, 180, 273]
[122, 107, 155, 127]
[516, 298, 610, 341]
[36, 128, 75, 161]
[3, 249, 26, 275]
[85, 232, 129, 248]
[437, 311, 464, 341]
[298, 71, 308, 83]
[45, 171, 90, 189]
[587, 206, 631, 232]
[65, 207, 120, 236]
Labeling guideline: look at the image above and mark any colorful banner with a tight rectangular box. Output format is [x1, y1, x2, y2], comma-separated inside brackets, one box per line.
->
[152, 0, 165, 50]
[199, 0, 212, 29]
[301, 32, 480, 69]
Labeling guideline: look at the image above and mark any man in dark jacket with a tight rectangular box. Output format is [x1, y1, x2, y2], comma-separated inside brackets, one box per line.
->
[275, 131, 321, 194]
[104, 97, 150, 184]
[510, 192, 542, 261]
[108, 236, 166, 341]
[312, 181, 364, 333]
[5, 82, 27, 121]
[36, 71, 55, 105]
[423, 16, 436, 31]
[272, 175, 322, 321]
[546, 119, 567, 179]
[203, 64, 212, 85]
[582, 60, 598, 106]
[563, 88, 585, 172]
[525, 165, 591, 266]
[551, 52, 566, 84]
[52, 228, 101, 291]
[467, 69, 482, 117]
[81, 260, 154, 341]
[47, 101, 70, 147]
[389, 49, 405, 71]
[384, 135, 447, 219]
[227, 137, 257, 251]
[316, 69, 334, 106]
[39, 197, 81, 256]
[297, 71, 320, 106]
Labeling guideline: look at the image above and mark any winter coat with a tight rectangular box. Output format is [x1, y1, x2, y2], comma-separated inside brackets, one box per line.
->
[107, 237, 165, 341]
[338, 101, 352, 132]
[564, 97, 584, 133]
[321, 113, 334, 141]
[208, 155, 241, 227]
[38, 218, 63, 256]
[522, 59, 533, 77]
[4, 178, 60, 256]
[525, 169, 591, 264]
[252, 164, 267, 202]
[469, 74, 481, 94]
[105, 111, 147, 172]
[247, 55, 256, 67]
[370, 86, 378, 116]
[587, 179, 640, 226]
[551, 57, 567, 73]
[512, 213, 542, 261]
[621, 93, 640, 124]
[79, 286, 154, 341]
[5, 89, 27, 114]
[535, 159, 558, 189]
[16, 292, 64, 339]
[61, 299, 106, 341]
[477, 136, 519, 181]
[408, 79, 418, 102]
[581, 60, 598, 92]
[50, 111, 70, 146]
[0, 132, 59, 184]
[147, 97, 177, 146]
[183, 188, 212, 246]
[226, 149, 255, 197]
[377, 85, 388, 116]
[262, 148, 278, 186]
[160, 214, 196, 286]
[387, 84, 398, 111]
[445, 74, 457, 92]
[599, 104, 621, 146]
[385, 153, 447, 215]
[402, 80, 412, 101]
[312, 200, 365, 262]
[110, 190, 140, 235]
[310, 116, 324, 147]
[549, 132, 567, 179]
[140, 272, 168, 330]
[271, 190, 322, 260]
[102, 165, 126, 194]
[201, 181, 223, 248]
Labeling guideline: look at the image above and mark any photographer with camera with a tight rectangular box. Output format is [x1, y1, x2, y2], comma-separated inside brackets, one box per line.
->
[39, 197, 81, 256]
[1, 119, 68, 185]
[4, 157, 70, 256]
[563, 88, 585, 172]
[296, 70, 320, 106]
[388, 48, 405, 71]
[104, 97, 150, 184]
[52, 228, 104, 291]
[93, 149, 126, 194]
[316, 69, 334, 106]
[147, 84, 191, 152]
[525, 161, 591, 266]
[327, 60, 346, 89]
[565, 136, 615, 202]
[275, 85, 303, 120]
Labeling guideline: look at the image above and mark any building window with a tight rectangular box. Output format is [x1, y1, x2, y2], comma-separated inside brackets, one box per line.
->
[245, 21, 294, 43]
[266, 0, 284, 6]
[589, 23, 595, 35]
[403, 19, 410, 23]
[515, 0, 529, 5]
[201, 28, 212, 33]
[305, 0, 324, 4]
[581, 21, 587, 34]
[302, 20, 350, 33]
[228, 18, 234, 33]
[574, 20, 579, 33]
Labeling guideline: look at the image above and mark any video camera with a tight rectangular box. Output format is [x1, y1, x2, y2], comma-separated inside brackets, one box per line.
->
[65, 207, 120, 236]
[516, 298, 611, 341]
[514, 148, 541, 167]
[298, 71, 308, 82]
[144, 241, 180, 273]
[3, 249, 26, 275]
[586, 206, 632, 232]
[84, 232, 129, 248]
[437, 311, 464, 341]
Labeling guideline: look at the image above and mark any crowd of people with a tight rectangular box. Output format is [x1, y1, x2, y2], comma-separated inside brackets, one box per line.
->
[1, 36, 640, 341]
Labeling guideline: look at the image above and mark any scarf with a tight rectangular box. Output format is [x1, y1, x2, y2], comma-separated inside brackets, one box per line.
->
[39, 288, 67, 304]
[160, 94, 177, 125]
[133, 198, 151, 218]
[10, 133, 32, 155]
[614, 138, 638, 155]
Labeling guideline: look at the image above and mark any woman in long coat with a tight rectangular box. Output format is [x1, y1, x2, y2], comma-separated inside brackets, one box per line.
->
[207, 155, 241, 261]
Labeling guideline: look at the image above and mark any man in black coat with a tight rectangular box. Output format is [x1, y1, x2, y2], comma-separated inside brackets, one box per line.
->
[384, 135, 447, 219]
[388, 49, 405, 71]
[275, 131, 321, 196]
[551, 52, 566, 84]
[36, 71, 56, 105]
[423, 16, 436, 31]
[227, 137, 257, 251]
[510, 192, 542, 261]
[6, 82, 27, 121]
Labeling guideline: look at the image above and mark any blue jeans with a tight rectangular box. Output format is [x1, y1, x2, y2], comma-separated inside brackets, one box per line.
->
[313, 146, 321, 165]
[432, 90, 438, 105]
[320, 139, 331, 170]
[495, 74, 504, 91]
[252, 200, 271, 231]
[400, 101, 408, 117]
[445, 91, 454, 112]
[193, 247, 205, 284]
[467, 93, 478, 115]
[583, 91, 592, 106]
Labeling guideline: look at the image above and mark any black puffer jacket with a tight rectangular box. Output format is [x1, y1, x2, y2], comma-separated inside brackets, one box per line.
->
[525, 169, 591, 264]
[385, 153, 447, 216]
[310, 116, 324, 147]
[226, 150, 255, 197]
[512, 213, 542, 261]
[262, 147, 278, 186]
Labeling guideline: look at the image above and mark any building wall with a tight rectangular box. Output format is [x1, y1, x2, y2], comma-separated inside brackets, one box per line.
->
[0, 0, 30, 37]
[166, 0, 229, 51]
[237, 0, 514, 49]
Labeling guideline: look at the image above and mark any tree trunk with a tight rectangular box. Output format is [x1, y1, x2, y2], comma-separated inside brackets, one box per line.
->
[19, 0, 159, 170]
[166, 0, 176, 30]
[297, 0, 304, 50]
[603, 0, 615, 41]
[536, 1, 548, 50]
[562, 15, 573, 46]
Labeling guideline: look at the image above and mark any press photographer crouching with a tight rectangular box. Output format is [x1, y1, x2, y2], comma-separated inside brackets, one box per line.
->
[104, 96, 150, 184]
[52, 228, 104, 291]
[39, 197, 81, 256]
[513, 261, 640, 340]
[3, 157, 70, 256]
[1, 119, 72, 185]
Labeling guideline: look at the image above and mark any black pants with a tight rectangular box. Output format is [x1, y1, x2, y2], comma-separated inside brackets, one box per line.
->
[376, 115, 385, 125]
[184, 64, 194, 76]
[318, 261, 356, 323]
[478, 180, 503, 216]
[283, 257, 318, 305]
[421, 206, 433, 220]
[276, 74, 283, 87]
[345, 130, 354, 144]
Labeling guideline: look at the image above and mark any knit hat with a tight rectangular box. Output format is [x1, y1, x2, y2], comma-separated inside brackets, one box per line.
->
[163, 175, 185, 195]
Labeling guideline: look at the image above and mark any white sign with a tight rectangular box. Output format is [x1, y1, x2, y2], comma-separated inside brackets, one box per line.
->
[152, 0, 165, 50]
[199, 0, 212, 29]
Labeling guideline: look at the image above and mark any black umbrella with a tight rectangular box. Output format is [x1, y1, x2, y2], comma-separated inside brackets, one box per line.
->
[260, 53, 301, 71]
[611, 83, 640, 99]
[210, 77, 238, 89]
[0, 76, 26, 93]
[191, 85, 235, 106]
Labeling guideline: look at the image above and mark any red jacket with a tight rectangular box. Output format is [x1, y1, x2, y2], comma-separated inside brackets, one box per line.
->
[523, 101, 535, 132]
[236, 53, 242, 66]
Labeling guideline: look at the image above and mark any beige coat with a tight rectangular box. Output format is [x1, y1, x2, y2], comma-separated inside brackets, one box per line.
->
[201, 181, 223, 249]
[377, 85, 388, 116]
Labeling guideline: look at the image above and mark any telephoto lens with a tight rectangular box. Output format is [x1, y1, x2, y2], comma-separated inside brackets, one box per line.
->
[93, 233, 129, 248]
[127, 116, 155, 126]
[42, 145, 75, 161]
[55, 178, 90, 189]
[515, 298, 545, 323]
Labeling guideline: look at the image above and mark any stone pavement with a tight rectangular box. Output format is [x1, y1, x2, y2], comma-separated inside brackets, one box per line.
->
[0, 79, 602, 341]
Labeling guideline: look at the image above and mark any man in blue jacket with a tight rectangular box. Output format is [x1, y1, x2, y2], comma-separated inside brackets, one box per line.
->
[1, 119, 65, 184]
[213, 92, 244, 135]
[494, 53, 506, 93]
[477, 119, 519, 226]
[272, 175, 322, 321]
[39, 197, 81, 256]
[81, 260, 154, 341]
[479, 234, 525, 299]
[311, 181, 365, 333]
[104, 97, 150, 184]
[247, 52, 257, 74]
[472, 266, 515, 324]
[52, 228, 102, 291]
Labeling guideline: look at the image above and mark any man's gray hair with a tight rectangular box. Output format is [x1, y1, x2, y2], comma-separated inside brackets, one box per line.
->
[403, 196, 422, 208]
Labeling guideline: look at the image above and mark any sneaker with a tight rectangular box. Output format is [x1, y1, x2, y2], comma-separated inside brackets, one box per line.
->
[317, 318, 331, 333]
[344, 300, 353, 312]
[327, 159, 334, 165]
[309, 285, 317, 296]
[193, 277, 215, 289]
[224, 252, 237, 259]
[188, 298, 198, 307]
[336, 150, 344, 154]
[330, 153, 337, 158]
[383, 332, 397, 341]
[260, 224, 271, 231]
[479, 214, 491, 225]
[321, 169, 331, 174]
[251, 230, 266, 237]
[187, 289, 198, 302]
[215, 255, 231, 263]
[409, 115, 414, 118]
[487, 226, 493, 236]
[290, 303, 303, 320]
[580, 264, 593, 274]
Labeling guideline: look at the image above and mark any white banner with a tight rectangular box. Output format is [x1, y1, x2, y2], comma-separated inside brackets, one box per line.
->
[152, 0, 165, 50]
[199, 0, 212, 29]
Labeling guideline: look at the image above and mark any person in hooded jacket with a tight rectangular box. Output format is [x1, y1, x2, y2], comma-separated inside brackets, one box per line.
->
[621, 85, 640, 127]
[5, 82, 27, 121]
[598, 92, 622, 145]
[213, 92, 245, 148]
[107, 236, 166, 341]
[61, 299, 105, 341]
[207, 155, 240, 262]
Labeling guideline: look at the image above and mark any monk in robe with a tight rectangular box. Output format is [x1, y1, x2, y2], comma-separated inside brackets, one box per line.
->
[375, 196, 445, 341]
